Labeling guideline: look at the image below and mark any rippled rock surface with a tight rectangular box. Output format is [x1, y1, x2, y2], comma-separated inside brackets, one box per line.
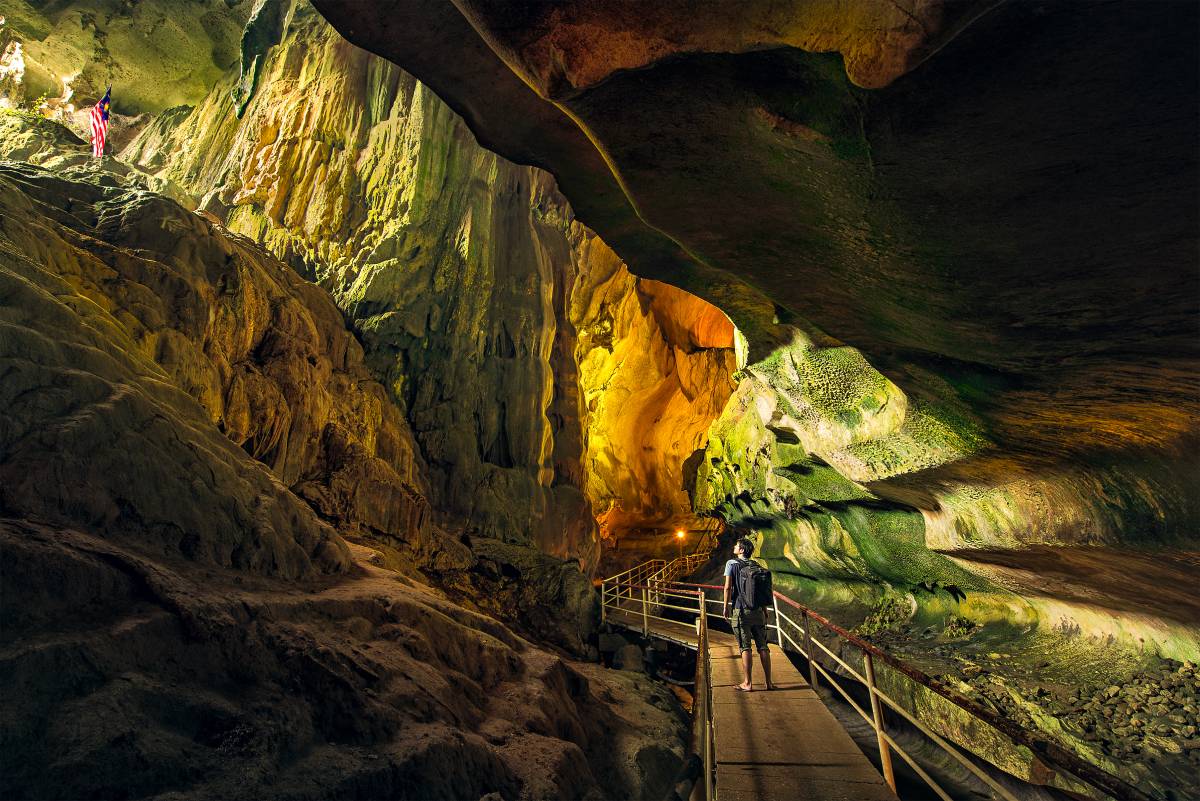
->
[0, 139, 686, 800]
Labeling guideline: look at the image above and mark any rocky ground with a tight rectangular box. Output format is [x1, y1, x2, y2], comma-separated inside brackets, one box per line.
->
[859, 622, 1200, 800]
[2, 525, 688, 800]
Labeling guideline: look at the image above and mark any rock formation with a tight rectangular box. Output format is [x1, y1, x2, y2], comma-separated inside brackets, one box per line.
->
[0, 122, 687, 800]
[301, 2, 1199, 796]
[2, 0, 1198, 798]
[0, 157, 356, 579]
[0, 0, 248, 115]
[312, 0, 1199, 557]
[120, 0, 740, 562]
[571, 260, 739, 561]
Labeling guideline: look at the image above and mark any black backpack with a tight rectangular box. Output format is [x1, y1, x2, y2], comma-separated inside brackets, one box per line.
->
[736, 561, 773, 610]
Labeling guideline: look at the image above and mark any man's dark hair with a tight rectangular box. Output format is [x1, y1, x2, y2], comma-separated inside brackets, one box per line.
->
[736, 537, 755, 558]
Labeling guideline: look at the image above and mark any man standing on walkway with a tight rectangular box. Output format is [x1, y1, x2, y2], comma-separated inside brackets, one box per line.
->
[723, 536, 776, 691]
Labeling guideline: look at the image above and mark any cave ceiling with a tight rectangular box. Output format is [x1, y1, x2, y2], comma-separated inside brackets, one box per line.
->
[313, 0, 1200, 482]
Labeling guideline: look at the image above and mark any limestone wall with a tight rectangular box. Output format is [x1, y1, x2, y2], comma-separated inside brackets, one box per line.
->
[0, 157, 375, 578]
[122, 0, 741, 569]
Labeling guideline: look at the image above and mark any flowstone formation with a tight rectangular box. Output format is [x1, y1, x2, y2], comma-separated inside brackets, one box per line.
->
[0, 122, 688, 800]
[120, 0, 741, 567]
[120, 0, 611, 643]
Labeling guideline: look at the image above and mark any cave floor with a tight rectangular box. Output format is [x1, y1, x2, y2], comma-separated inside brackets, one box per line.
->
[3, 523, 690, 800]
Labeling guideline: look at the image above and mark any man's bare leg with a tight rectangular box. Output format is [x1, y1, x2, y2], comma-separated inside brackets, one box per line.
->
[737, 650, 754, 691]
[759, 647, 776, 689]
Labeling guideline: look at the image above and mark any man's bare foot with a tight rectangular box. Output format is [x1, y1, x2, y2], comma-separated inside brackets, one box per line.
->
[736, 683, 753, 692]
[765, 683, 779, 690]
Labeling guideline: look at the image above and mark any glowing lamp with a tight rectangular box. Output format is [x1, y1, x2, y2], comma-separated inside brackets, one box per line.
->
[675, 530, 685, 539]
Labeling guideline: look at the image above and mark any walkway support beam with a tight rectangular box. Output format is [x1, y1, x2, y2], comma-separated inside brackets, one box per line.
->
[600, 579, 606, 625]
[697, 592, 713, 801]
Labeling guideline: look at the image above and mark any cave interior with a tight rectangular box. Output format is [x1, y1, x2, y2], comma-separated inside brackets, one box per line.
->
[0, 1, 1197, 799]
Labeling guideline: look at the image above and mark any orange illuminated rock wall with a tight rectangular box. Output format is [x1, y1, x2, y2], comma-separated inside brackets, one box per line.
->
[570, 245, 740, 555]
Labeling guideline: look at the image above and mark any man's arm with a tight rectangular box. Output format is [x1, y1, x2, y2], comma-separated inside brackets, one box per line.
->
[723, 575, 733, 619]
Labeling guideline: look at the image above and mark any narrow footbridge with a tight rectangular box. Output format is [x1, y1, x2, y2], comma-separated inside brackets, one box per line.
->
[600, 558, 1150, 801]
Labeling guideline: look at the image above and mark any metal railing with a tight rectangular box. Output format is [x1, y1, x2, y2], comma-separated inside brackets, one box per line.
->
[686, 581, 1147, 801]
[694, 589, 714, 801]
[599, 560, 1150, 801]
[599, 553, 708, 630]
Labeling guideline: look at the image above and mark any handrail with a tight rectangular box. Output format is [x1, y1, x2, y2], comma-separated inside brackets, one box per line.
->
[602, 563, 1148, 801]
[602, 553, 708, 627]
[766, 591, 1148, 801]
[606, 559, 666, 583]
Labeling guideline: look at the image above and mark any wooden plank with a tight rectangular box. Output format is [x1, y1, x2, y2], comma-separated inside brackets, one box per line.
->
[710, 643, 897, 801]
[715, 769, 897, 801]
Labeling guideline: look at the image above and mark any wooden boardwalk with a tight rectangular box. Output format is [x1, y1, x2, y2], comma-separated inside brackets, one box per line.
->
[708, 638, 898, 800]
[608, 606, 897, 801]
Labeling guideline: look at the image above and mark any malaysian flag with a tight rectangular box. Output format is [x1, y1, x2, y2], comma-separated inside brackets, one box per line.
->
[89, 86, 110, 158]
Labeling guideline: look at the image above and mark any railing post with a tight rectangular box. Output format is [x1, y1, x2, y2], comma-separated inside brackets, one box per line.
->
[802, 610, 819, 689]
[699, 591, 714, 801]
[775, 600, 784, 649]
[864, 652, 897, 794]
[600, 579, 607, 625]
[641, 586, 649, 636]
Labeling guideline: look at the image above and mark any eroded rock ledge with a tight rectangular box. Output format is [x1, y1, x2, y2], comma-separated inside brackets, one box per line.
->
[2, 521, 686, 800]
[0, 147, 687, 800]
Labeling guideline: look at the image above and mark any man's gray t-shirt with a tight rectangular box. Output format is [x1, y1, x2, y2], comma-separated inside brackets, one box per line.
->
[724, 557, 752, 610]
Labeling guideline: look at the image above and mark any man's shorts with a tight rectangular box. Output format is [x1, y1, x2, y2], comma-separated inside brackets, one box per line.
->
[731, 607, 769, 652]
